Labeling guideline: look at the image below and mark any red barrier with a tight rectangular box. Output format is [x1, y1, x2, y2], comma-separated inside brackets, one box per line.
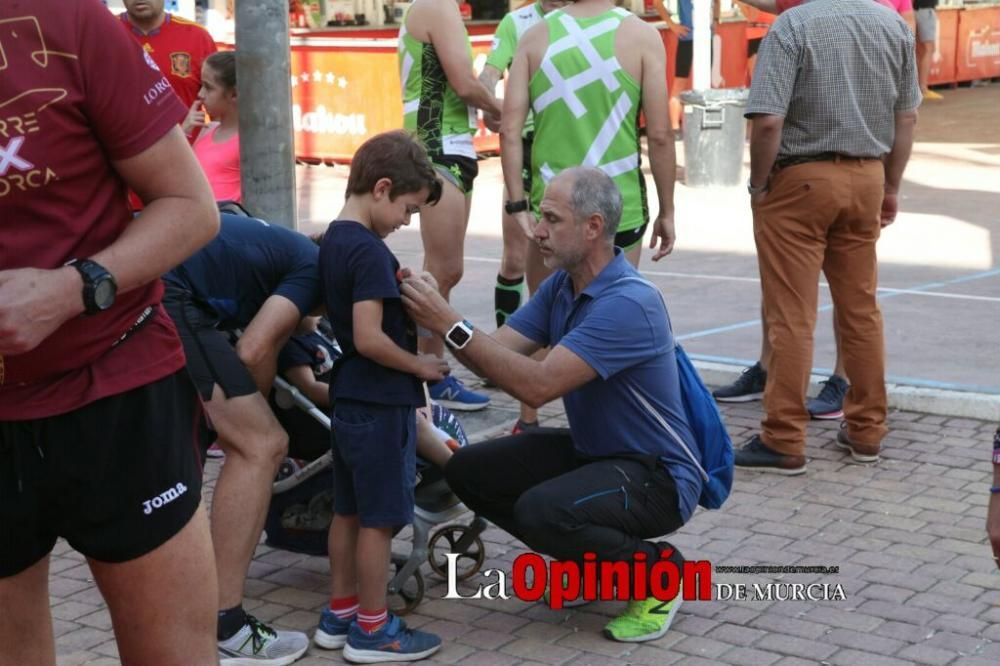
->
[955, 6, 1000, 82]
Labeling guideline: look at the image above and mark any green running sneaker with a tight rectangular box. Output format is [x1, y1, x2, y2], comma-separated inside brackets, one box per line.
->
[603, 591, 683, 643]
[541, 571, 592, 609]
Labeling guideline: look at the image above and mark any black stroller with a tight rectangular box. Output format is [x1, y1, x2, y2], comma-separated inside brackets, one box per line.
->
[262, 328, 488, 614]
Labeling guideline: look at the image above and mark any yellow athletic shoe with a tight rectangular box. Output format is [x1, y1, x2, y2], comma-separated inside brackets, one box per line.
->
[923, 89, 944, 101]
[603, 589, 683, 643]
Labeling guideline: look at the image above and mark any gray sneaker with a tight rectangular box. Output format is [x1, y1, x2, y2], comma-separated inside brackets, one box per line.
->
[712, 362, 766, 403]
[219, 615, 309, 665]
[807, 374, 848, 420]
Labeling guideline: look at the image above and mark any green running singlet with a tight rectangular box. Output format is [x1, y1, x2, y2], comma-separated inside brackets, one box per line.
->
[486, 2, 544, 135]
[528, 7, 648, 231]
[398, 18, 478, 160]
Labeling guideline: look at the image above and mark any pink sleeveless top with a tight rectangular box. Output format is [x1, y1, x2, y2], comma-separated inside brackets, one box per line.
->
[193, 124, 241, 203]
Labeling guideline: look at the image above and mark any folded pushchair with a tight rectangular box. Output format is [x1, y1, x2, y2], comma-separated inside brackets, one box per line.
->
[263, 345, 488, 615]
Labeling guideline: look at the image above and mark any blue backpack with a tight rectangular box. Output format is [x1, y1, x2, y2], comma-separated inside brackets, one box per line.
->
[614, 278, 735, 510]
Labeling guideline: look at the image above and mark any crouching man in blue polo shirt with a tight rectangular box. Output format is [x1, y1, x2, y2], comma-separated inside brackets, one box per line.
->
[399, 167, 701, 644]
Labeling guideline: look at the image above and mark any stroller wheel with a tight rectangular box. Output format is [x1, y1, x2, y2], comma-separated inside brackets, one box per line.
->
[428, 525, 486, 581]
[387, 561, 424, 615]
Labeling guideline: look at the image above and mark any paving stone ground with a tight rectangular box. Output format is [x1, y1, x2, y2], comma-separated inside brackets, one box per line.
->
[45, 83, 1000, 665]
[50, 367, 999, 665]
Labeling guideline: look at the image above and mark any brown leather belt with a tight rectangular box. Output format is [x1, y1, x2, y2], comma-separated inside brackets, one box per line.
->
[774, 152, 872, 169]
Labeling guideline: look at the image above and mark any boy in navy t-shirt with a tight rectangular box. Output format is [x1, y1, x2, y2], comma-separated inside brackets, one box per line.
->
[313, 131, 447, 663]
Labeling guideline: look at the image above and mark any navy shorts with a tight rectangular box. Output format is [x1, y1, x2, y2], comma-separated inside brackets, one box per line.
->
[0, 370, 204, 577]
[331, 400, 416, 528]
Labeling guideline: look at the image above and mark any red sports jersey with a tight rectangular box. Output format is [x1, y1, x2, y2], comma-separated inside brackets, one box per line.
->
[119, 12, 218, 109]
[0, 0, 188, 419]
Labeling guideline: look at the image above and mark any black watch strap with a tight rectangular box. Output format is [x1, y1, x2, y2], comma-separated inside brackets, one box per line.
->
[504, 199, 529, 215]
[66, 258, 117, 316]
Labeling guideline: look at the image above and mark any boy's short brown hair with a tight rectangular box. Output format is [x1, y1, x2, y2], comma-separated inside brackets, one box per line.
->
[346, 131, 442, 206]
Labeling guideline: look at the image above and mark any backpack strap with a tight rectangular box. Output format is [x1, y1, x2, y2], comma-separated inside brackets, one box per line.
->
[608, 276, 711, 484]
[625, 380, 710, 484]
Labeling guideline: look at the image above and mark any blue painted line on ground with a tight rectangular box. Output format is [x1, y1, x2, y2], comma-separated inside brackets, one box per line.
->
[686, 352, 1000, 395]
[677, 267, 1000, 343]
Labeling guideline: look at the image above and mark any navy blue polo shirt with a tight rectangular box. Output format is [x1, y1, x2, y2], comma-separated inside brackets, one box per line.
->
[319, 220, 423, 407]
[163, 214, 321, 329]
[507, 250, 701, 520]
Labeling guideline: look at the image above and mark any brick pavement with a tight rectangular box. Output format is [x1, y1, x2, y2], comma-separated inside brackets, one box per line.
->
[49, 370, 1000, 665]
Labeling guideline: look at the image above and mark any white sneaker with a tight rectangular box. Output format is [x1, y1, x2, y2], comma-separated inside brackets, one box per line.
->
[218, 615, 309, 665]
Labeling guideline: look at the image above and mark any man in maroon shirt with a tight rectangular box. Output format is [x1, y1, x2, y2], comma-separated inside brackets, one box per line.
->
[0, 0, 220, 663]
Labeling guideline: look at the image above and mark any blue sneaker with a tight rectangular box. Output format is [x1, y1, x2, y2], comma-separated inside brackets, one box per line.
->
[428, 375, 490, 412]
[342, 615, 441, 663]
[313, 608, 352, 650]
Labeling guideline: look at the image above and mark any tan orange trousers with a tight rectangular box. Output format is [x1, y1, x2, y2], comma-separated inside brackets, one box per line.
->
[752, 158, 889, 456]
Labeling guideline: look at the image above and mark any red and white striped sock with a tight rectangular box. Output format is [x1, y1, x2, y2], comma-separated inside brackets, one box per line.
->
[357, 607, 388, 634]
[330, 595, 359, 620]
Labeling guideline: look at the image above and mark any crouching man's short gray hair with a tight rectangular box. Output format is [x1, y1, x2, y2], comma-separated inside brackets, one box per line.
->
[564, 166, 623, 240]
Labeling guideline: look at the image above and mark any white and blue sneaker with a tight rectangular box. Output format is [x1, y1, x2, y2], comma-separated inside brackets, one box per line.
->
[313, 608, 352, 649]
[342, 614, 441, 663]
[428, 376, 490, 412]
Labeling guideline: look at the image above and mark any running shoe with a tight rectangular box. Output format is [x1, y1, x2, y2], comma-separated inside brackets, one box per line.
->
[603, 588, 684, 643]
[807, 374, 848, 420]
[342, 614, 441, 663]
[712, 362, 766, 402]
[218, 614, 309, 665]
[313, 608, 352, 650]
[428, 376, 490, 411]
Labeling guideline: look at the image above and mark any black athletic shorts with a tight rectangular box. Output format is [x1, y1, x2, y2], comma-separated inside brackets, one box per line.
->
[432, 154, 479, 195]
[747, 37, 763, 58]
[615, 220, 649, 251]
[675, 40, 693, 78]
[163, 285, 258, 402]
[522, 132, 534, 195]
[0, 370, 204, 577]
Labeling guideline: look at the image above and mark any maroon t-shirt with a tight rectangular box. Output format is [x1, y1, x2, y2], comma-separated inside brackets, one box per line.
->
[0, 0, 188, 419]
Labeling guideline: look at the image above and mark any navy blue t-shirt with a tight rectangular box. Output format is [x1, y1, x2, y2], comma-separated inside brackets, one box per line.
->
[163, 214, 321, 329]
[319, 220, 423, 407]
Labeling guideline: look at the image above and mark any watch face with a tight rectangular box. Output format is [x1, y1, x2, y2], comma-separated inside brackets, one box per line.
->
[448, 327, 472, 347]
[93, 279, 116, 310]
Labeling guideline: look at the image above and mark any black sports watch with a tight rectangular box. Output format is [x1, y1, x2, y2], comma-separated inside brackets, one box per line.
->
[504, 199, 529, 215]
[444, 319, 474, 351]
[66, 258, 117, 316]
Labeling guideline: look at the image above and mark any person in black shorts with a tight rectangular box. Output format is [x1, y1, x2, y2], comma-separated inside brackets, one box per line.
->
[653, 0, 719, 135]
[0, 1, 221, 663]
[401, 0, 503, 412]
[162, 213, 320, 663]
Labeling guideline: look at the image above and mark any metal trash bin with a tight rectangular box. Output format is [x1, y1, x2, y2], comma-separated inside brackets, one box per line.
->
[680, 88, 750, 187]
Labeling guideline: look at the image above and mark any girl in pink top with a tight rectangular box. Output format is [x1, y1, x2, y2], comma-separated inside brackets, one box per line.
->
[185, 51, 242, 203]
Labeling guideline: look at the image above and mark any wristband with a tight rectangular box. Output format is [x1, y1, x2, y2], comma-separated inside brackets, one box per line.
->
[993, 449, 1000, 465]
[991, 486, 1000, 494]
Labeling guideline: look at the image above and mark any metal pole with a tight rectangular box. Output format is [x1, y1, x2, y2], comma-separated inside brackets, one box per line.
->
[235, 0, 297, 229]
[692, 0, 711, 91]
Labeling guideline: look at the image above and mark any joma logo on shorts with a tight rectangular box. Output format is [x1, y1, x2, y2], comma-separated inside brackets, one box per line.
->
[142, 483, 188, 515]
